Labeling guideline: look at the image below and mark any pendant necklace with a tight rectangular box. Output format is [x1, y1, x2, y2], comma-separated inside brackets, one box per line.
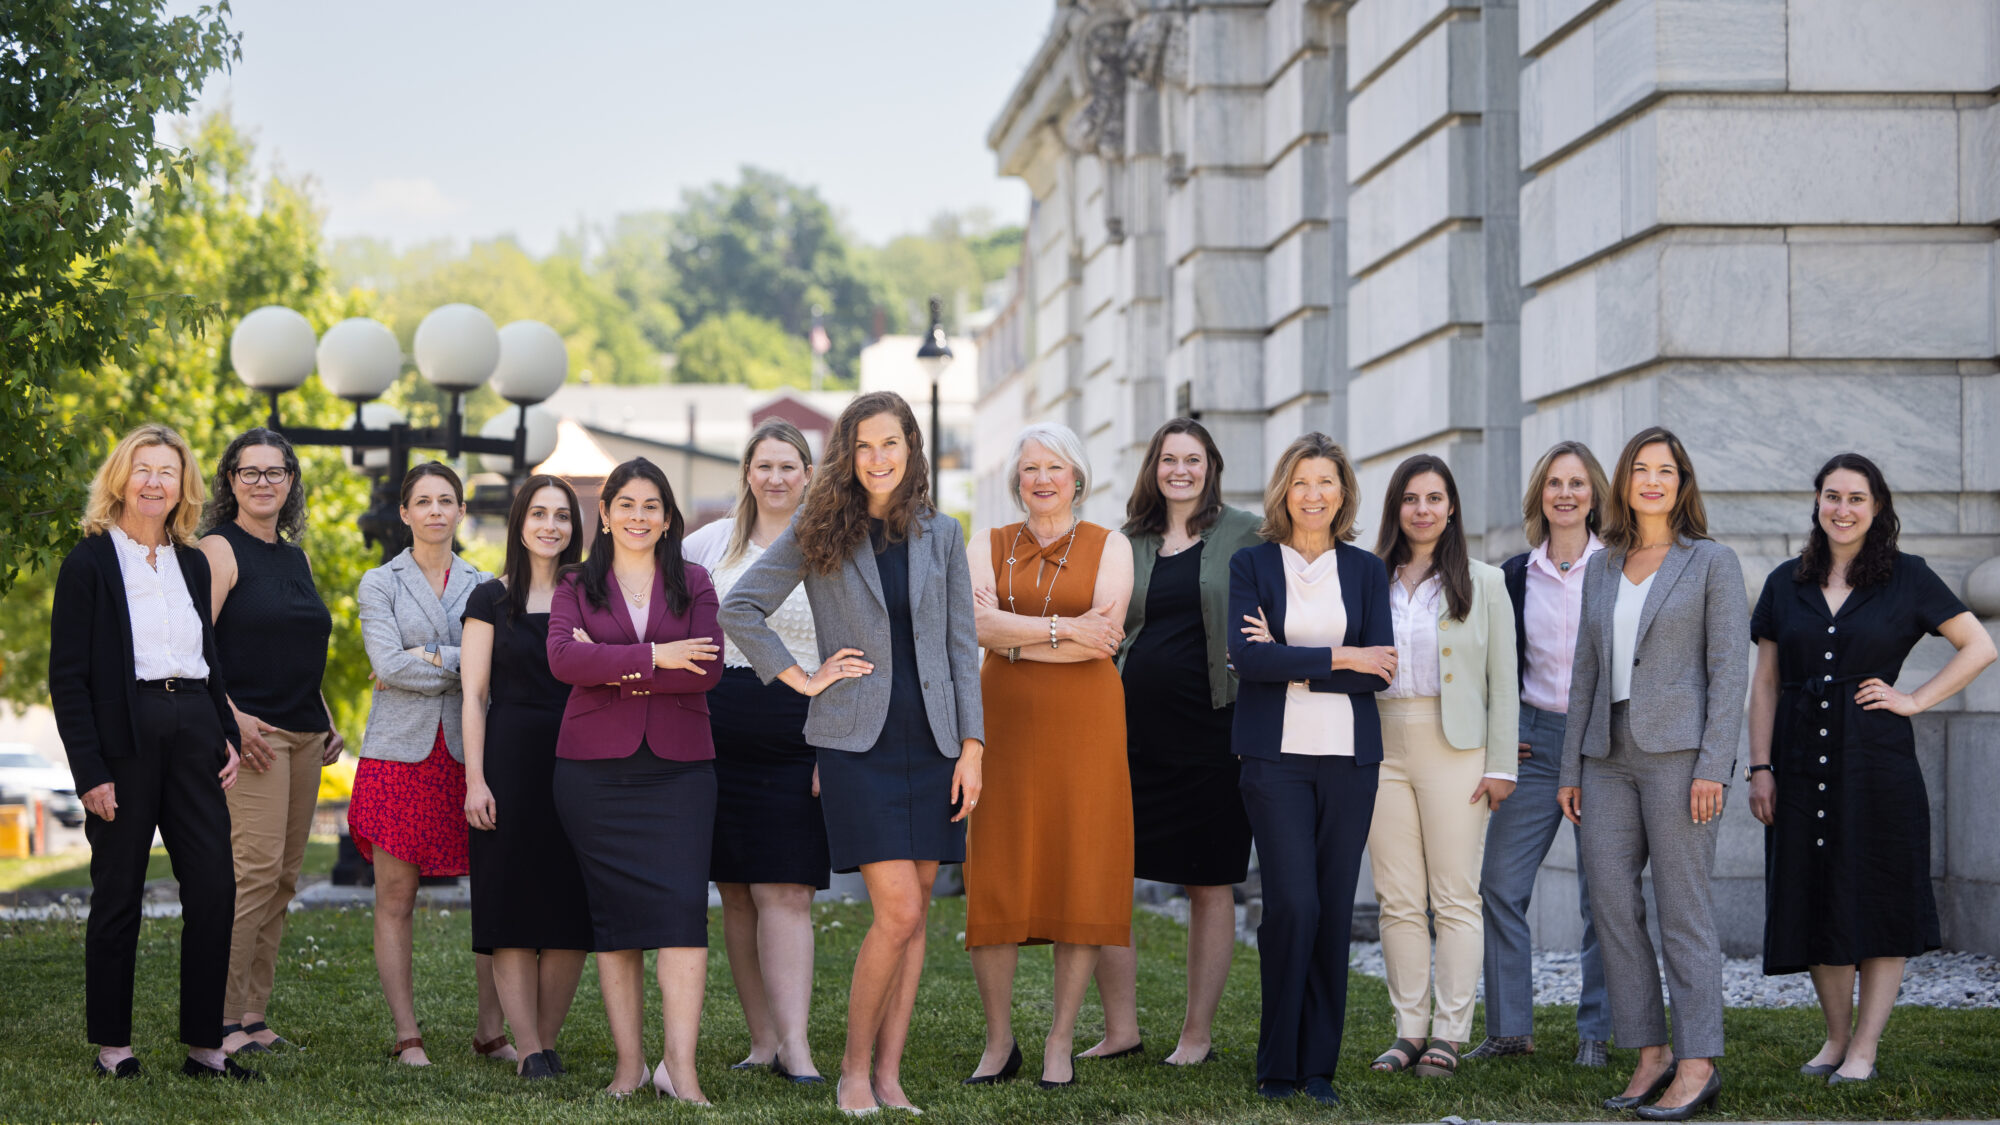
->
[615, 573, 650, 607]
[1006, 518, 1081, 617]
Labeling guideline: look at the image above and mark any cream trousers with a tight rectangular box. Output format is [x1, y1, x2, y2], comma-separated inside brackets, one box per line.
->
[1368, 697, 1490, 1042]
[224, 727, 326, 1017]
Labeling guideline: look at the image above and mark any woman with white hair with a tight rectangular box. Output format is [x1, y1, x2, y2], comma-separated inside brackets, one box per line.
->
[961, 422, 1135, 1089]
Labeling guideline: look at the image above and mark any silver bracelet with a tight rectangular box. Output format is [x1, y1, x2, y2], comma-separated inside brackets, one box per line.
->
[1048, 615, 1060, 649]
[1006, 646, 1020, 663]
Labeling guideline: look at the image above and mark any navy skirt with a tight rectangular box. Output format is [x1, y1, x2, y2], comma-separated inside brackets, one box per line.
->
[709, 667, 831, 888]
[816, 698, 964, 874]
[553, 747, 715, 950]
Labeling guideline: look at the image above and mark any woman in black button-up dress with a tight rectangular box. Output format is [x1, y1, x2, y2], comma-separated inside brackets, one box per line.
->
[1747, 453, 1994, 1085]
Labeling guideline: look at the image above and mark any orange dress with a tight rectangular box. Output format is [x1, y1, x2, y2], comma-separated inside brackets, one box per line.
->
[964, 521, 1133, 948]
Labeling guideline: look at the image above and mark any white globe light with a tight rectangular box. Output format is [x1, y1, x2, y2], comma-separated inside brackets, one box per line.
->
[316, 318, 404, 401]
[491, 320, 569, 404]
[230, 306, 318, 391]
[348, 403, 407, 472]
[413, 304, 500, 391]
[479, 405, 559, 474]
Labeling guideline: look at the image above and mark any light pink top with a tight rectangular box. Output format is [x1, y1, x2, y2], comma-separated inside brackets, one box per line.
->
[1279, 545, 1354, 757]
[1521, 533, 1604, 713]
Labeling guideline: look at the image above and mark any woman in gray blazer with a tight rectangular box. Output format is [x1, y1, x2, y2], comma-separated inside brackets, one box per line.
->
[719, 391, 984, 1116]
[350, 462, 509, 1067]
[1558, 427, 1748, 1120]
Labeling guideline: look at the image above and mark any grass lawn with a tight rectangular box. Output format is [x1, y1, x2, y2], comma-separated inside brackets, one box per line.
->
[0, 839, 337, 895]
[1, 896, 1995, 1123]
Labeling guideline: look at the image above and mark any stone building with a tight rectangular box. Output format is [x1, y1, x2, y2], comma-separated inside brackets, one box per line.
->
[977, 0, 2000, 955]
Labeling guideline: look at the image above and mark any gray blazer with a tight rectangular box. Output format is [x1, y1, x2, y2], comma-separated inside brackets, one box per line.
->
[357, 548, 488, 763]
[719, 511, 984, 757]
[1560, 537, 1749, 787]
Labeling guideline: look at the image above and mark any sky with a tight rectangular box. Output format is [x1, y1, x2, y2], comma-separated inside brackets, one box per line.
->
[167, 0, 1055, 253]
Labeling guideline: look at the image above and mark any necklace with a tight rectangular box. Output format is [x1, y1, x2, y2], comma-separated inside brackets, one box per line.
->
[1006, 518, 1081, 617]
[1161, 534, 1198, 557]
[614, 573, 651, 607]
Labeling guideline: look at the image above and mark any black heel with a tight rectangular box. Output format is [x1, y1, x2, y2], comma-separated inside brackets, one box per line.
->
[962, 1042, 1022, 1085]
[1604, 1061, 1678, 1110]
[1636, 1067, 1720, 1120]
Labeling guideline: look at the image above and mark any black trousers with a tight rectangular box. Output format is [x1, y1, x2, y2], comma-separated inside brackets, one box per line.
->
[1238, 752, 1379, 1085]
[84, 688, 236, 1047]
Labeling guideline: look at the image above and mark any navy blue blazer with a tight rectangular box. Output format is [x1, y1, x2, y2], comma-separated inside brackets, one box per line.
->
[1227, 540, 1394, 764]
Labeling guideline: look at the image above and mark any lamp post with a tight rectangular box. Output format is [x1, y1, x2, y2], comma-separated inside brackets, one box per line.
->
[230, 304, 565, 562]
[914, 296, 954, 503]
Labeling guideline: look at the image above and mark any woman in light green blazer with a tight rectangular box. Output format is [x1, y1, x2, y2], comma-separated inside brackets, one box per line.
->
[1362, 454, 1518, 1079]
[1081, 419, 1263, 1068]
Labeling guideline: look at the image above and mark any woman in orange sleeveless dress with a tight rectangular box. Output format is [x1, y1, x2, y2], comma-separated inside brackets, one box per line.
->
[962, 422, 1135, 1090]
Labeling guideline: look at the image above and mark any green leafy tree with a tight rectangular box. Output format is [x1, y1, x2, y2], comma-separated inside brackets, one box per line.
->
[594, 211, 684, 354]
[0, 113, 380, 737]
[666, 167, 890, 383]
[673, 311, 812, 390]
[870, 210, 1026, 333]
[0, 0, 240, 592]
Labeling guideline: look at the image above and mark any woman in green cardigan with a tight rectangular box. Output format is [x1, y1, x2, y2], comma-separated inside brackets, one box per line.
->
[1078, 418, 1265, 1067]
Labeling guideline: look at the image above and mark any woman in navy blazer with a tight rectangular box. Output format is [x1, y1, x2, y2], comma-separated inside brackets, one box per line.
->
[547, 457, 722, 1104]
[1229, 432, 1396, 1106]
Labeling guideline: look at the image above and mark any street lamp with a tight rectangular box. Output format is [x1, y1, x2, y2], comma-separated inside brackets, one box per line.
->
[914, 296, 954, 502]
[230, 304, 564, 562]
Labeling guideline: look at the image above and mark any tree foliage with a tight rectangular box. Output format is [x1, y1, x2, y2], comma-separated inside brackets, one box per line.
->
[0, 112, 380, 737]
[870, 210, 1025, 334]
[673, 311, 811, 390]
[0, 0, 240, 592]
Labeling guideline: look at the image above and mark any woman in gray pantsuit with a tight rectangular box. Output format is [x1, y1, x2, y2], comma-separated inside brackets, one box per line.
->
[1557, 427, 1748, 1121]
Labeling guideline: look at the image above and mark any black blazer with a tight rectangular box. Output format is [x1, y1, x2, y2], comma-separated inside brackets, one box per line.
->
[1227, 540, 1394, 764]
[48, 532, 239, 794]
[1501, 551, 1530, 689]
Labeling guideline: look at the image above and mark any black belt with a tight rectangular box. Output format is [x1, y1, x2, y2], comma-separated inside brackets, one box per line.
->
[137, 677, 207, 693]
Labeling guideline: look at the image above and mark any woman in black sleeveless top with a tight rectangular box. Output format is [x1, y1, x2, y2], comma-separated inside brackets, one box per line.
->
[198, 429, 338, 1057]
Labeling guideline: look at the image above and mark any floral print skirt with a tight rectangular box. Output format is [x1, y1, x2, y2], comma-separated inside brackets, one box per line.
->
[348, 724, 470, 877]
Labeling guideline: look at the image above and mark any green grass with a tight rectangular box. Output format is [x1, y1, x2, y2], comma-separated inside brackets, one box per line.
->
[1, 897, 1995, 1122]
[0, 839, 337, 895]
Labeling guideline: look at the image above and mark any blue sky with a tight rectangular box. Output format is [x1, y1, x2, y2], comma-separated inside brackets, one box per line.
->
[169, 1, 1053, 251]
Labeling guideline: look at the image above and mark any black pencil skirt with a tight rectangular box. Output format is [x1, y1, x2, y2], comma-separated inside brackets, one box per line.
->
[553, 746, 715, 951]
[708, 667, 831, 888]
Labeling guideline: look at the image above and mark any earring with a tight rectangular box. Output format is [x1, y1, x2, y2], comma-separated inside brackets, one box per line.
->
[601, 524, 610, 535]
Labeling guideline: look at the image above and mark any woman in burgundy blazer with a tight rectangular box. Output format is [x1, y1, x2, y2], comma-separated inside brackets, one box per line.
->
[545, 458, 722, 1104]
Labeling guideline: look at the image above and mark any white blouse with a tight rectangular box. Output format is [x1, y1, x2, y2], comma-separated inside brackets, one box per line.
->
[684, 517, 819, 672]
[108, 526, 208, 681]
[1611, 568, 1656, 703]
[1384, 568, 1443, 699]
[1279, 545, 1354, 757]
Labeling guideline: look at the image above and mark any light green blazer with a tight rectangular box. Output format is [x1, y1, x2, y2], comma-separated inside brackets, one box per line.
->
[1432, 558, 1522, 775]
[1117, 505, 1265, 709]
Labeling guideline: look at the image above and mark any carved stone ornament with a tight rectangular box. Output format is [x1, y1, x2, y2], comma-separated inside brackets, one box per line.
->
[1063, 15, 1132, 159]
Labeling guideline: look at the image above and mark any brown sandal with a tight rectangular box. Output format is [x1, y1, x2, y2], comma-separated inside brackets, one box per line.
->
[473, 1035, 511, 1059]
[1372, 1037, 1425, 1072]
[389, 1037, 425, 1060]
[1413, 1038, 1461, 1079]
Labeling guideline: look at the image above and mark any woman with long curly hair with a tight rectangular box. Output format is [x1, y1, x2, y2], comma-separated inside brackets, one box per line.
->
[719, 391, 985, 1115]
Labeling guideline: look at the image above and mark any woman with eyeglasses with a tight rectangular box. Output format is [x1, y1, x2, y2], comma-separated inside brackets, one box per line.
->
[197, 429, 341, 1057]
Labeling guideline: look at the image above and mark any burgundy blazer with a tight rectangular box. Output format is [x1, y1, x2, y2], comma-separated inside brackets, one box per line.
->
[546, 565, 720, 761]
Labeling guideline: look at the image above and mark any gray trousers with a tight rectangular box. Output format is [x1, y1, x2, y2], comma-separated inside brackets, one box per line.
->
[1579, 703, 1724, 1058]
[1480, 704, 1609, 1040]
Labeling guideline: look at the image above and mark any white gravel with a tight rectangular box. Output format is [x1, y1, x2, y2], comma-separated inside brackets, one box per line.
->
[1346, 941, 2000, 1010]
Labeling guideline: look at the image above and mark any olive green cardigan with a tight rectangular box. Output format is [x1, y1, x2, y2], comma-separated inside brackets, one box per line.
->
[1116, 504, 1265, 709]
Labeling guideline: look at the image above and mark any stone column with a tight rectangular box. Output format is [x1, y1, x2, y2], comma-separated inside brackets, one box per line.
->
[1516, 0, 2000, 955]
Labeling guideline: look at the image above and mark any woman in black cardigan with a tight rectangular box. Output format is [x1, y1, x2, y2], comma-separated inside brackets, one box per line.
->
[47, 424, 252, 1081]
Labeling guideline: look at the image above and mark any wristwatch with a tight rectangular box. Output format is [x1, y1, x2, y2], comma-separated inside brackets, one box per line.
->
[424, 642, 440, 664]
[1744, 763, 1773, 781]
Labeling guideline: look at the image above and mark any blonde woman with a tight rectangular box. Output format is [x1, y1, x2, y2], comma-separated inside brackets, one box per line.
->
[49, 424, 251, 1080]
[685, 419, 829, 1083]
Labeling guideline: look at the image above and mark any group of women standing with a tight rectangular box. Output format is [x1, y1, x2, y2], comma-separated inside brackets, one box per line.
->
[51, 403, 1992, 1116]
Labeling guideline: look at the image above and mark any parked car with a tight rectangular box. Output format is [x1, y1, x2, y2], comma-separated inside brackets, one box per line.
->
[0, 742, 86, 828]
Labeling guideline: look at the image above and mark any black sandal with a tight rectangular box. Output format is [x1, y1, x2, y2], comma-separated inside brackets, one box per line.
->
[241, 1020, 291, 1051]
[1413, 1038, 1460, 1079]
[1371, 1037, 1425, 1072]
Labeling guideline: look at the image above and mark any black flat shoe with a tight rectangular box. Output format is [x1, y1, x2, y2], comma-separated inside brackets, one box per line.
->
[1158, 1048, 1218, 1067]
[1799, 1058, 1841, 1077]
[962, 1041, 1022, 1086]
[1258, 1080, 1297, 1100]
[729, 1058, 769, 1071]
[1303, 1077, 1340, 1106]
[181, 1056, 264, 1082]
[1604, 1061, 1678, 1110]
[772, 1059, 827, 1085]
[518, 1051, 556, 1080]
[1037, 1076, 1074, 1089]
[94, 1057, 141, 1079]
[1827, 1066, 1876, 1086]
[1636, 1067, 1720, 1120]
[1080, 1041, 1144, 1061]
[541, 1048, 565, 1076]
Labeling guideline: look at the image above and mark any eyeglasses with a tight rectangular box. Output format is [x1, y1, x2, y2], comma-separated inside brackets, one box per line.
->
[234, 467, 292, 486]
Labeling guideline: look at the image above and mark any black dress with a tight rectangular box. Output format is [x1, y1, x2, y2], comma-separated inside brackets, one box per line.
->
[463, 581, 593, 953]
[1122, 544, 1253, 886]
[710, 666, 831, 887]
[1753, 554, 1967, 974]
[814, 521, 967, 874]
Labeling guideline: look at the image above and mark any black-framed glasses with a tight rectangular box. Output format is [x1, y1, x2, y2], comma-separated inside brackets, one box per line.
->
[234, 467, 292, 486]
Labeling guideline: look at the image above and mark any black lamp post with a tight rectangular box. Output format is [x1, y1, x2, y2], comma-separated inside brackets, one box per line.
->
[914, 296, 954, 503]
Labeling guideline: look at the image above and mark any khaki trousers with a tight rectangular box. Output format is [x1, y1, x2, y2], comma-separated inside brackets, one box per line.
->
[224, 727, 325, 1017]
[1368, 697, 1490, 1042]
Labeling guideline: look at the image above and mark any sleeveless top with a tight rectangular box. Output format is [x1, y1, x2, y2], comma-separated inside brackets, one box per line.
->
[210, 521, 333, 732]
